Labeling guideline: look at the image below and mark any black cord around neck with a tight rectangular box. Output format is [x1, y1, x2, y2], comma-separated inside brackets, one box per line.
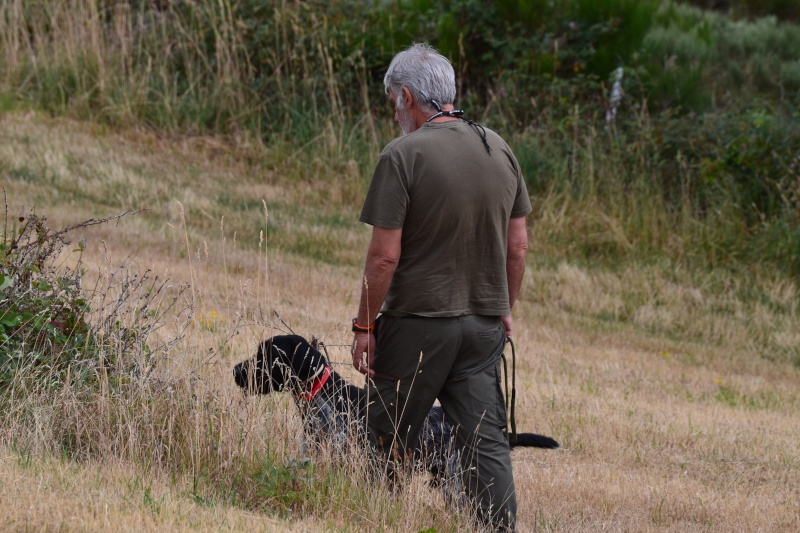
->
[427, 99, 492, 155]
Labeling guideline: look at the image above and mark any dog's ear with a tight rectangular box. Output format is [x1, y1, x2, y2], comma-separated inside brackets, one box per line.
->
[275, 335, 328, 382]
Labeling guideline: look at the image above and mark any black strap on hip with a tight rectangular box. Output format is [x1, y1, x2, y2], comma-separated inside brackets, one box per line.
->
[501, 336, 518, 446]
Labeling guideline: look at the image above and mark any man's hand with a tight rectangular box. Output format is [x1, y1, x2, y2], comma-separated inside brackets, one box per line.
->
[501, 315, 513, 339]
[352, 332, 376, 378]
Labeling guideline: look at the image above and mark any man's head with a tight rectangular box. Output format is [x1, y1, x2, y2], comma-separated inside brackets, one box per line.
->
[384, 43, 456, 133]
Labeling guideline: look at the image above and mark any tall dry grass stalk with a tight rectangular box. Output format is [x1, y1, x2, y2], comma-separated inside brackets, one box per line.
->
[0, 0, 254, 129]
[0, 0, 376, 143]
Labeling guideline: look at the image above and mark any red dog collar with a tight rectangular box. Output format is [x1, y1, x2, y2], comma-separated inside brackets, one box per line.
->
[299, 366, 332, 402]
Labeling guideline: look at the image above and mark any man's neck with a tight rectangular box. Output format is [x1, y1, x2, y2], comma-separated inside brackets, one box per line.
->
[425, 103, 459, 123]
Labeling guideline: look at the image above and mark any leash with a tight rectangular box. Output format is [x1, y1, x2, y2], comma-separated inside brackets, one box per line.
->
[500, 336, 518, 446]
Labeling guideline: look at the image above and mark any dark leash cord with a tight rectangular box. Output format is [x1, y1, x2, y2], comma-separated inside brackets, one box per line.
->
[501, 336, 518, 446]
[427, 99, 492, 155]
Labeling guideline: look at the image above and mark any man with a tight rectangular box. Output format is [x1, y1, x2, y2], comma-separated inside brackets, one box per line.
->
[351, 43, 531, 531]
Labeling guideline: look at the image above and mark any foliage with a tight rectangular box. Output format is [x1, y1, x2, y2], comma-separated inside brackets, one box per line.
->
[640, 2, 800, 110]
[521, 103, 800, 276]
[0, 204, 179, 393]
[256, 457, 318, 517]
[0, 210, 98, 390]
[1, 0, 797, 122]
[676, 0, 800, 22]
[426, 0, 660, 120]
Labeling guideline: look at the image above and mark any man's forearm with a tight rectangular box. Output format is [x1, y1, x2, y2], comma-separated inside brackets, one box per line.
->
[357, 253, 397, 326]
[356, 227, 402, 326]
[506, 252, 526, 310]
[506, 216, 529, 311]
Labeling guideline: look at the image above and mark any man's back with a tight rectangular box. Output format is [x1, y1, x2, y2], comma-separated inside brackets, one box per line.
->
[360, 120, 531, 317]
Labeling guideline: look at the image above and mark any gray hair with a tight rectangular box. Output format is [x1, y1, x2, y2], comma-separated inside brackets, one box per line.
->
[384, 43, 456, 113]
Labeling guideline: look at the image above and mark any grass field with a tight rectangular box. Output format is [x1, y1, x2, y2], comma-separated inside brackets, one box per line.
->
[1, 109, 799, 532]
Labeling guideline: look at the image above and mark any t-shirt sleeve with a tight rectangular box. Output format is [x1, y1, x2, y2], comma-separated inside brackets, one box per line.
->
[359, 154, 409, 229]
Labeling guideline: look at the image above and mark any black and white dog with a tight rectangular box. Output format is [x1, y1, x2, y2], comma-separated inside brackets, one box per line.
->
[233, 334, 558, 483]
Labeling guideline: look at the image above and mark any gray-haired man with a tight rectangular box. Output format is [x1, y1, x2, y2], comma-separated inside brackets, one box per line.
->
[351, 43, 531, 531]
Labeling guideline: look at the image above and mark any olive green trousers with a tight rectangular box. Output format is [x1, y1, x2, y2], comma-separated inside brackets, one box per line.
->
[366, 314, 516, 531]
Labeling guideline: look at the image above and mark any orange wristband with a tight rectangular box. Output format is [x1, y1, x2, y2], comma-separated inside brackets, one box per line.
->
[351, 318, 374, 333]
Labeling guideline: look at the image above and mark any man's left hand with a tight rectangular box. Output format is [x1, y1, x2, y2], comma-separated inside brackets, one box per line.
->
[352, 332, 376, 378]
[501, 315, 513, 339]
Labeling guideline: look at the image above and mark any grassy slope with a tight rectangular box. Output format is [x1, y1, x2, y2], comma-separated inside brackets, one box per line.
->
[0, 452, 299, 532]
[1, 109, 799, 532]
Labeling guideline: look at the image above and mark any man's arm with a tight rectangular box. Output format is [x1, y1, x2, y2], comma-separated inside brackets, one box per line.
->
[352, 226, 402, 377]
[502, 216, 529, 337]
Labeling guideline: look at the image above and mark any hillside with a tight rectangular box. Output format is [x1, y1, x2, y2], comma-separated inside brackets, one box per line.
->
[2, 110, 799, 531]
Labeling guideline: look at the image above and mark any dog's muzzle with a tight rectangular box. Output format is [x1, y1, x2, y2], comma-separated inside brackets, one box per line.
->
[232, 362, 249, 389]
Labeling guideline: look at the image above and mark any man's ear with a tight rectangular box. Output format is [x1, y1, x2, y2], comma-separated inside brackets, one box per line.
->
[401, 86, 414, 109]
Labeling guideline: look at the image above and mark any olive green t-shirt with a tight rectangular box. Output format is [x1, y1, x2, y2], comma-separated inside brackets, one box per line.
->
[359, 120, 532, 317]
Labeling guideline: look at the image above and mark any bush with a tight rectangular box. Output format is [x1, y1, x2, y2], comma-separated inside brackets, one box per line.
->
[0, 211, 98, 389]
[641, 2, 800, 109]
[0, 204, 180, 393]
[676, 0, 800, 22]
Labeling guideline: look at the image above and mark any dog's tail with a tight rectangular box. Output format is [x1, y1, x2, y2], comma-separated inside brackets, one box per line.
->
[509, 433, 560, 449]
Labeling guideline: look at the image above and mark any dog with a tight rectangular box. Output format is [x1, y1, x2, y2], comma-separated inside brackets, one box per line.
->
[233, 334, 558, 485]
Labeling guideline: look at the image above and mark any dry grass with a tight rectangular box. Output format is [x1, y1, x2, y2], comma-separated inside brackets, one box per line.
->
[1, 109, 800, 532]
[0, 448, 309, 532]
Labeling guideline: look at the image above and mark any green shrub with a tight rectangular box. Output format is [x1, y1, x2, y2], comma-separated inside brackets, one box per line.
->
[0, 205, 179, 393]
[676, 0, 800, 22]
[641, 2, 800, 109]
[0, 212, 98, 390]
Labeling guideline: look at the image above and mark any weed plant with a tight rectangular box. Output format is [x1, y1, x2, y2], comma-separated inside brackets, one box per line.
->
[0, 210, 96, 390]
[0, 204, 163, 392]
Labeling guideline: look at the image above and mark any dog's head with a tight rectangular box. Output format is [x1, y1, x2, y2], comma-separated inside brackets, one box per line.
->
[233, 334, 329, 395]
